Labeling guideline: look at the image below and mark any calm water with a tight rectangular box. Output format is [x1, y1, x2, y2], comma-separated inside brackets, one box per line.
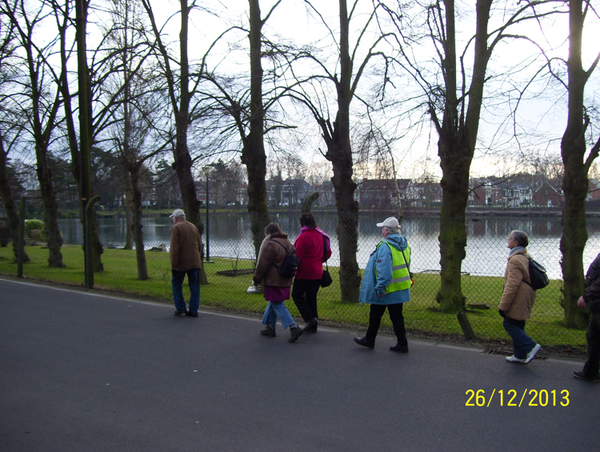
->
[57, 214, 600, 279]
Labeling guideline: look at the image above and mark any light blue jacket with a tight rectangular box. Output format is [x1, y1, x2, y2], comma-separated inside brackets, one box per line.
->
[359, 233, 411, 305]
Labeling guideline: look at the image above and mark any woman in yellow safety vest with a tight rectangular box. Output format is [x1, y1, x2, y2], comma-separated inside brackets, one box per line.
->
[354, 217, 411, 353]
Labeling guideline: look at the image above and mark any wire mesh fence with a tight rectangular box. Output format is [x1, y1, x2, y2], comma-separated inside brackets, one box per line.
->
[4, 211, 598, 349]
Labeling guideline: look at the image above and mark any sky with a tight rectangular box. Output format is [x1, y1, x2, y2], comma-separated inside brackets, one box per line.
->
[96, 1, 600, 181]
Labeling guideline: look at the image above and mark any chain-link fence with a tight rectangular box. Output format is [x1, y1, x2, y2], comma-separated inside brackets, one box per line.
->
[3, 211, 597, 350]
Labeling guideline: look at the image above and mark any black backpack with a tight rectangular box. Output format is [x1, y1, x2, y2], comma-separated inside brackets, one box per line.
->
[525, 258, 549, 290]
[271, 240, 299, 278]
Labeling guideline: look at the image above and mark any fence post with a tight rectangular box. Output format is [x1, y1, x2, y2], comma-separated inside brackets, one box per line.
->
[17, 197, 25, 278]
[85, 196, 100, 289]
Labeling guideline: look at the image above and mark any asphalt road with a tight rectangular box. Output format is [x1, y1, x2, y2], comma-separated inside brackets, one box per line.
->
[1, 277, 597, 452]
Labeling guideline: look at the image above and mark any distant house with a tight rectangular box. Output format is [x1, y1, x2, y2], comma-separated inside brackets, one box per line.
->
[469, 178, 504, 207]
[357, 179, 411, 211]
[588, 179, 600, 201]
[266, 178, 315, 208]
[532, 182, 563, 208]
[406, 180, 442, 208]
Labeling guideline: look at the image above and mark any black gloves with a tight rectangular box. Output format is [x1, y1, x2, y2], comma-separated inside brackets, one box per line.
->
[498, 309, 506, 318]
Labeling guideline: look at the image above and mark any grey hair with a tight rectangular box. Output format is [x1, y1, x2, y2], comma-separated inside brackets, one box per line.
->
[510, 230, 529, 247]
[385, 226, 400, 235]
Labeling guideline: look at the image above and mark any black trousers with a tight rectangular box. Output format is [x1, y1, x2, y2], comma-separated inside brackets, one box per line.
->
[366, 303, 407, 346]
[583, 312, 600, 378]
[292, 278, 321, 322]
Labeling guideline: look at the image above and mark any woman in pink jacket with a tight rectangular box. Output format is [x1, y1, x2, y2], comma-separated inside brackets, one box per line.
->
[292, 213, 331, 333]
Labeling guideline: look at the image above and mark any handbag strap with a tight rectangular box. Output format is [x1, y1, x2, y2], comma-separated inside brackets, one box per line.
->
[401, 248, 410, 274]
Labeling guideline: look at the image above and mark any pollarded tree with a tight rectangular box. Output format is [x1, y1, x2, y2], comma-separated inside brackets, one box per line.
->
[558, 0, 600, 328]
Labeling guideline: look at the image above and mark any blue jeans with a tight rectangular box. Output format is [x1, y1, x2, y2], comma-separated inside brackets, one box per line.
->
[172, 269, 200, 313]
[503, 317, 536, 359]
[262, 301, 296, 329]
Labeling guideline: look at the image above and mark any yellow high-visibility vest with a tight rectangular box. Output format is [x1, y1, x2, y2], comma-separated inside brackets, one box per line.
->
[376, 241, 412, 292]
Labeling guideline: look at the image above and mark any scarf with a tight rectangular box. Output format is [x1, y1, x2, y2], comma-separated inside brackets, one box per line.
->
[509, 246, 525, 256]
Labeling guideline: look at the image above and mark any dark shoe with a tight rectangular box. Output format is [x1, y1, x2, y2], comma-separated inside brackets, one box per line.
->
[174, 309, 187, 316]
[260, 325, 276, 337]
[185, 311, 198, 317]
[390, 343, 409, 353]
[573, 370, 600, 382]
[304, 318, 318, 332]
[288, 325, 304, 343]
[354, 337, 375, 349]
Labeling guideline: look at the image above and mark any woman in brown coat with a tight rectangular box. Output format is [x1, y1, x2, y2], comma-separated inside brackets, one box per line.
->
[498, 230, 541, 364]
[253, 223, 304, 343]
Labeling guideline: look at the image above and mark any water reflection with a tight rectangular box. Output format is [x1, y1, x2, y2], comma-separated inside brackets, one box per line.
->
[57, 214, 600, 280]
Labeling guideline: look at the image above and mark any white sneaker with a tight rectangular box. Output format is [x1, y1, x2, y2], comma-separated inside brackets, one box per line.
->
[525, 344, 542, 363]
[506, 355, 527, 363]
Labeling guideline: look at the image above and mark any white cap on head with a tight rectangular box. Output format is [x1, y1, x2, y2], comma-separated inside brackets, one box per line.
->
[170, 208, 186, 219]
[376, 216, 400, 229]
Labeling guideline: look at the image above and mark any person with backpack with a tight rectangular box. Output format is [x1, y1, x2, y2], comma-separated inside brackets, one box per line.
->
[292, 212, 332, 334]
[253, 223, 305, 343]
[498, 230, 542, 364]
[573, 253, 600, 382]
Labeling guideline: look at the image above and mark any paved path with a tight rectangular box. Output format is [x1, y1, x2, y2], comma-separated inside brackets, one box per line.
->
[1, 277, 597, 452]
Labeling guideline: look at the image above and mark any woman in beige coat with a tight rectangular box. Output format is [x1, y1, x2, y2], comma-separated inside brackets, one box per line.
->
[498, 230, 541, 364]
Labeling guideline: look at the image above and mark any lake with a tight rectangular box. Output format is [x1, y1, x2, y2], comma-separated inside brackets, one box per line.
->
[57, 214, 600, 279]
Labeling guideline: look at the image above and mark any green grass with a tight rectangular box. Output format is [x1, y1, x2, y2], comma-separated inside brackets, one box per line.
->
[0, 244, 587, 352]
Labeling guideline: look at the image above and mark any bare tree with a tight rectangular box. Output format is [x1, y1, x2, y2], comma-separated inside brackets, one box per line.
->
[287, 0, 395, 303]
[381, 0, 561, 337]
[2, 0, 64, 267]
[141, 0, 208, 282]
[0, 13, 28, 261]
[559, 0, 600, 328]
[103, 0, 167, 280]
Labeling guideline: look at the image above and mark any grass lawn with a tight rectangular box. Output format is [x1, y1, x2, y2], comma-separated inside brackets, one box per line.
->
[0, 244, 587, 354]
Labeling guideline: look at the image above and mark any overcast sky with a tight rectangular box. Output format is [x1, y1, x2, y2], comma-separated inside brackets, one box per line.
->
[96, 0, 600, 180]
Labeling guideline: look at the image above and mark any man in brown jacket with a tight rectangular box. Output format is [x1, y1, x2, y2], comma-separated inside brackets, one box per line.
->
[498, 230, 541, 364]
[169, 209, 203, 317]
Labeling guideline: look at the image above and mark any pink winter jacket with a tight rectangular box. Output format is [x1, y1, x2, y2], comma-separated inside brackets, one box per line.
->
[294, 228, 331, 280]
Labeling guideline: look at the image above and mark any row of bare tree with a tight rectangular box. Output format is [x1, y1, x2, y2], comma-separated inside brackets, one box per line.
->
[0, 0, 598, 333]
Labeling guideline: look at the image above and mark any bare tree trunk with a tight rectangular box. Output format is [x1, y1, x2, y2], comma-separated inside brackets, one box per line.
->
[130, 166, 148, 280]
[432, 0, 492, 338]
[123, 171, 134, 250]
[0, 135, 29, 262]
[436, 145, 469, 313]
[318, 0, 363, 303]
[74, 0, 104, 273]
[35, 146, 64, 267]
[244, 0, 270, 257]
[559, 0, 600, 329]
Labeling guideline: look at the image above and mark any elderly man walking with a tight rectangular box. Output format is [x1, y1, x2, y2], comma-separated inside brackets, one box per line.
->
[169, 209, 203, 317]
